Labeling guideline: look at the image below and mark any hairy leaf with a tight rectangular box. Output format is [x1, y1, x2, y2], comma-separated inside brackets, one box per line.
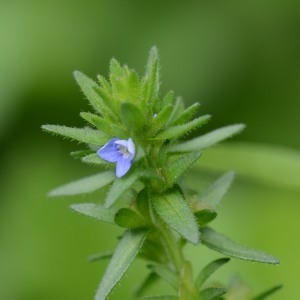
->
[169, 124, 245, 152]
[171, 102, 200, 126]
[151, 189, 199, 244]
[201, 227, 279, 264]
[199, 287, 227, 300]
[148, 264, 179, 290]
[252, 284, 283, 300]
[194, 209, 217, 226]
[95, 230, 147, 300]
[120, 102, 145, 131]
[49, 171, 115, 196]
[114, 208, 148, 229]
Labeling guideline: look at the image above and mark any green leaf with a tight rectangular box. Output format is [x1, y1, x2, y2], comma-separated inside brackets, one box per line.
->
[252, 284, 283, 300]
[88, 252, 113, 262]
[151, 189, 199, 244]
[151, 105, 173, 135]
[120, 102, 145, 131]
[200, 171, 235, 209]
[163, 152, 202, 188]
[201, 227, 280, 264]
[196, 258, 230, 288]
[171, 102, 201, 126]
[105, 169, 141, 208]
[140, 296, 178, 300]
[194, 209, 217, 226]
[145, 46, 160, 103]
[162, 90, 175, 108]
[42, 124, 107, 145]
[81, 153, 110, 166]
[199, 287, 227, 300]
[134, 273, 159, 298]
[70, 149, 94, 159]
[179, 261, 199, 300]
[74, 71, 114, 117]
[148, 264, 179, 290]
[70, 203, 116, 224]
[95, 230, 147, 300]
[136, 188, 151, 220]
[166, 97, 185, 126]
[169, 124, 245, 152]
[49, 171, 115, 196]
[152, 115, 210, 140]
[114, 208, 148, 229]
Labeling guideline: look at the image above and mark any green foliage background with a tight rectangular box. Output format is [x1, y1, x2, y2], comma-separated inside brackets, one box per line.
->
[1, 1, 299, 299]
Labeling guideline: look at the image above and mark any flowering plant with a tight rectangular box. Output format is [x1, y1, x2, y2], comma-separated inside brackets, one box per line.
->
[42, 47, 280, 300]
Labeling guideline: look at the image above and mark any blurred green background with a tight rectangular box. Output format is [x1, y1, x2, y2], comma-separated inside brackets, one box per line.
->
[1, 0, 300, 299]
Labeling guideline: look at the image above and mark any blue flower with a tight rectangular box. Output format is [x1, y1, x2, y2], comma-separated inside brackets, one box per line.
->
[97, 138, 136, 177]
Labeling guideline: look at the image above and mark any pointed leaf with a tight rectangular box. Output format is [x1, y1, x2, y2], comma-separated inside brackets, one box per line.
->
[171, 102, 201, 126]
[140, 296, 178, 300]
[95, 230, 147, 300]
[70, 203, 116, 224]
[151, 189, 199, 244]
[114, 208, 148, 229]
[166, 97, 185, 126]
[151, 105, 173, 135]
[81, 153, 110, 166]
[252, 284, 283, 300]
[88, 252, 113, 262]
[199, 287, 227, 300]
[169, 124, 246, 152]
[162, 90, 175, 108]
[196, 258, 230, 288]
[49, 171, 115, 196]
[134, 273, 159, 298]
[74, 71, 114, 117]
[152, 115, 210, 140]
[42, 124, 106, 145]
[201, 227, 280, 264]
[163, 152, 202, 188]
[148, 264, 179, 290]
[120, 102, 146, 131]
[201, 171, 235, 209]
[105, 169, 141, 208]
[194, 209, 217, 226]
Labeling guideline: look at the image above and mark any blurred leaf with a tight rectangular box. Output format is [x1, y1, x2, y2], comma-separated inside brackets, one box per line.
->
[134, 273, 159, 298]
[200, 171, 235, 209]
[74, 71, 115, 118]
[88, 252, 113, 262]
[42, 124, 107, 145]
[136, 188, 151, 220]
[70, 149, 94, 158]
[166, 97, 185, 126]
[179, 261, 198, 300]
[140, 296, 178, 300]
[148, 264, 178, 290]
[162, 90, 175, 109]
[194, 209, 217, 226]
[201, 227, 279, 264]
[163, 152, 202, 188]
[199, 287, 227, 299]
[152, 115, 210, 140]
[105, 169, 141, 208]
[252, 284, 283, 300]
[171, 102, 201, 126]
[95, 230, 147, 300]
[169, 124, 245, 152]
[198, 142, 300, 192]
[70, 203, 116, 224]
[151, 189, 199, 244]
[114, 208, 148, 229]
[120, 102, 145, 131]
[196, 258, 230, 288]
[49, 171, 115, 196]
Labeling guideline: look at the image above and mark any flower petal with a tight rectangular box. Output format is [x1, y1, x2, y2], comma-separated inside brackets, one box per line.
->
[97, 138, 121, 162]
[127, 138, 135, 156]
[116, 157, 132, 177]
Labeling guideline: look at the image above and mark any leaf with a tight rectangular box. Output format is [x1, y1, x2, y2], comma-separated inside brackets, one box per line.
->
[114, 208, 149, 229]
[70, 203, 116, 224]
[166, 97, 185, 126]
[196, 258, 230, 288]
[252, 284, 283, 300]
[88, 252, 113, 262]
[151, 189, 199, 244]
[163, 152, 202, 188]
[169, 124, 245, 152]
[162, 90, 175, 108]
[148, 264, 179, 290]
[199, 287, 227, 300]
[49, 171, 115, 196]
[74, 71, 114, 117]
[81, 153, 110, 166]
[171, 102, 201, 126]
[152, 115, 211, 140]
[105, 169, 141, 208]
[70, 149, 94, 159]
[95, 230, 147, 300]
[120, 102, 146, 131]
[151, 105, 173, 135]
[134, 273, 159, 298]
[42, 124, 107, 145]
[200, 171, 235, 209]
[194, 209, 217, 226]
[196, 142, 300, 192]
[201, 227, 280, 264]
[145, 46, 160, 103]
[179, 261, 199, 300]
